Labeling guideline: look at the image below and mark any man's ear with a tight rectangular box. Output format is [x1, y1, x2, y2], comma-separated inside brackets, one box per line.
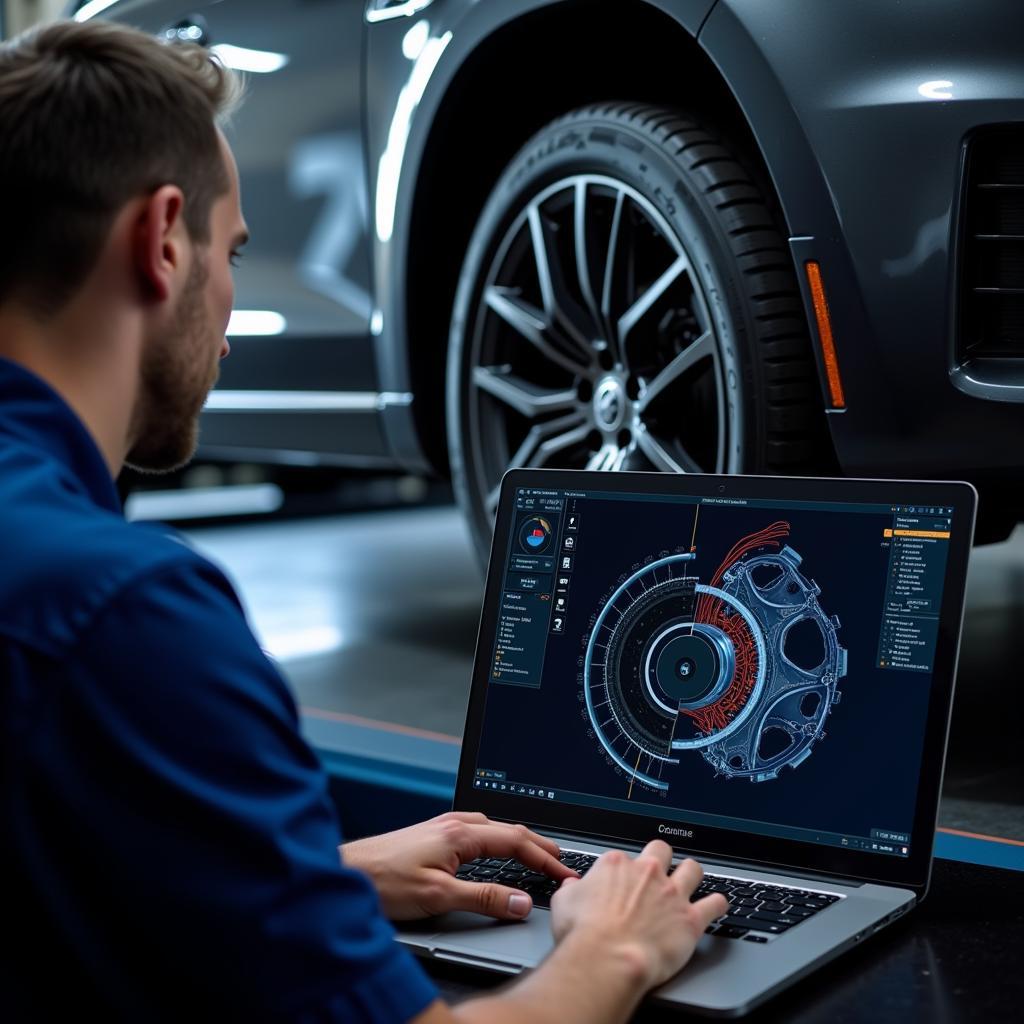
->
[134, 185, 187, 303]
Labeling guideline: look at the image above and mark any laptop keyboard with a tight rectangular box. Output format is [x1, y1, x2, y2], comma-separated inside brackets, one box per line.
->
[454, 850, 842, 941]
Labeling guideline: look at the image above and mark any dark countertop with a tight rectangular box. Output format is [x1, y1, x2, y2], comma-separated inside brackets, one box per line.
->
[424, 859, 1024, 1022]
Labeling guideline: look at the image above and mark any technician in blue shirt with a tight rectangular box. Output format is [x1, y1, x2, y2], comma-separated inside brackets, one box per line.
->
[0, 20, 726, 1024]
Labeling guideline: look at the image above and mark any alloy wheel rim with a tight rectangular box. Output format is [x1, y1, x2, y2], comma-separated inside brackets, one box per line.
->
[465, 174, 741, 516]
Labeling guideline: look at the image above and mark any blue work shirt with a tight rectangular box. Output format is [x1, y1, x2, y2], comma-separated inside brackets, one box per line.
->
[0, 357, 438, 1022]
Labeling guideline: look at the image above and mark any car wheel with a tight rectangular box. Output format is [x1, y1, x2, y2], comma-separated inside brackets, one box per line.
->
[447, 103, 830, 562]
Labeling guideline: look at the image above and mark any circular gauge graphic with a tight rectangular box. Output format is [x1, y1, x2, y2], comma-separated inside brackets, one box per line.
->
[518, 515, 554, 553]
[583, 528, 847, 793]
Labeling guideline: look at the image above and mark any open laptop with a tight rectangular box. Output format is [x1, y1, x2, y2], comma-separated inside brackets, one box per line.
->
[398, 469, 976, 1016]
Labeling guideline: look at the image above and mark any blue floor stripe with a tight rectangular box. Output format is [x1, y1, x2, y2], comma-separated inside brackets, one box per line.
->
[934, 831, 1024, 872]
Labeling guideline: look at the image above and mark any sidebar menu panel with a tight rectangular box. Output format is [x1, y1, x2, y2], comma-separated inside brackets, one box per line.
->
[490, 489, 565, 688]
[877, 506, 953, 673]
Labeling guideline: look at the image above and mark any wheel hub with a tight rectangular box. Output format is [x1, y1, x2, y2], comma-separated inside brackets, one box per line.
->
[592, 374, 629, 433]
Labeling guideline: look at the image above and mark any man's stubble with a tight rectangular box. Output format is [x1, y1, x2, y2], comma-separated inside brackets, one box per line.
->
[125, 254, 220, 475]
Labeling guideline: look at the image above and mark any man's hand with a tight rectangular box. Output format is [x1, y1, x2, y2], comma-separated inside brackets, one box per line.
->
[412, 840, 730, 1024]
[341, 811, 576, 922]
[549, 840, 728, 991]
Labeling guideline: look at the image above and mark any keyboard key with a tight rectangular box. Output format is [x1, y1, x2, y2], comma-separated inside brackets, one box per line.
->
[719, 915, 759, 930]
[746, 921, 790, 934]
[743, 934, 769, 944]
[715, 925, 750, 939]
[748, 912, 797, 927]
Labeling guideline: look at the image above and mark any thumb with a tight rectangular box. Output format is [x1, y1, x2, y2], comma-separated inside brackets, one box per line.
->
[447, 880, 534, 920]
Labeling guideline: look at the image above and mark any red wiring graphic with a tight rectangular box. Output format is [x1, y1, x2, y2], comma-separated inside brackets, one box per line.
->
[684, 522, 791, 735]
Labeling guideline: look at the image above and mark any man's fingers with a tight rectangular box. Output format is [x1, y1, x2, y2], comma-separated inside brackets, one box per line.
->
[501, 822, 562, 861]
[669, 857, 704, 897]
[448, 816, 564, 863]
[692, 892, 729, 931]
[637, 838, 673, 872]
[446, 879, 535, 921]
[463, 824, 575, 880]
[512, 837, 575, 880]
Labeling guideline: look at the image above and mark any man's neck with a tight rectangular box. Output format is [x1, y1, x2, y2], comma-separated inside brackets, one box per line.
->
[0, 302, 140, 478]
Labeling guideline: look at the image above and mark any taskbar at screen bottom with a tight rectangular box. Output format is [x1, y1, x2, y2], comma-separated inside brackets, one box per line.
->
[471, 774, 911, 859]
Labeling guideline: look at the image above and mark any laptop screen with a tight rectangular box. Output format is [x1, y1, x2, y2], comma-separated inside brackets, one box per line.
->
[468, 480, 962, 867]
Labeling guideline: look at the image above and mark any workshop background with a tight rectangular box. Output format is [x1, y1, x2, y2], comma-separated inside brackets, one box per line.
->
[4, 3, 1022, 1018]
[8, 0, 1018, 854]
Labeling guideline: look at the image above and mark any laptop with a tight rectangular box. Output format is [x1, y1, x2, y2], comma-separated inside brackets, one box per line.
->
[398, 469, 976, 1017]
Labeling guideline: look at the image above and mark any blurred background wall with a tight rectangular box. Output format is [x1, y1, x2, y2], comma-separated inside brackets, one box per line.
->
[4, 0, 67, 38]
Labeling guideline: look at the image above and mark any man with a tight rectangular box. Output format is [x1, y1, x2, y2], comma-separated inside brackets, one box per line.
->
[0, 20, 727, 1022]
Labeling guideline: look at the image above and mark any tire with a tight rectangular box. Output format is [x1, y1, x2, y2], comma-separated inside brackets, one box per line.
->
[447, 103, 831, 562]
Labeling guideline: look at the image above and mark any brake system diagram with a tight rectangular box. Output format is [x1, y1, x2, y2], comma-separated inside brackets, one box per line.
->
[581, 522, 848, 792]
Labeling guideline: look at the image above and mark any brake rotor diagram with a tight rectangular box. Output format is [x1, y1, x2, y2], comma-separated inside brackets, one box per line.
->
[581, 521, 848, 793]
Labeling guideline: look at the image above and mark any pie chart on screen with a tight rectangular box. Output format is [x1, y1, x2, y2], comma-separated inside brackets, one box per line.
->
[518, 516, 553, 554]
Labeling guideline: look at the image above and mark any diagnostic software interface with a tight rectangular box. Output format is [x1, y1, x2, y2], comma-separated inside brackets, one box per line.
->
[473, 485, 957, 860]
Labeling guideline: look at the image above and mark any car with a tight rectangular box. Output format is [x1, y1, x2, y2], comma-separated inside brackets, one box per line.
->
[69, 0, 1024, 552]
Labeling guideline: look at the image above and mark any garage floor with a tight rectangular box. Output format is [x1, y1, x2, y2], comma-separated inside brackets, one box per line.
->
[186, 504, 1024, 845]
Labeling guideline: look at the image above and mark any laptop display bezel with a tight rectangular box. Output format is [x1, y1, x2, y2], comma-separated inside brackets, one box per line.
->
[454, 468, 976, 896]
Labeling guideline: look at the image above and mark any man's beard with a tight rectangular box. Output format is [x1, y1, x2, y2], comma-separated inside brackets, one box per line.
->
[125, 257, 220, 475]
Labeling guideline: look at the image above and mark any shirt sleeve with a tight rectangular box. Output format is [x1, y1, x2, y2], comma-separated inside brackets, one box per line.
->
[36, 556, 439, 1023]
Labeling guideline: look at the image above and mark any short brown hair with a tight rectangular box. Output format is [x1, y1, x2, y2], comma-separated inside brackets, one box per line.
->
[0, 18, 242, 314]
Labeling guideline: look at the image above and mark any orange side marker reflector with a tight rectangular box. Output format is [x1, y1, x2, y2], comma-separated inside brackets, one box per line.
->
[804, 260, 846, 409]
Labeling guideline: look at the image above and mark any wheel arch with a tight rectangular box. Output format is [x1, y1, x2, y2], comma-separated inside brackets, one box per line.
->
[398, 0, 827, 476]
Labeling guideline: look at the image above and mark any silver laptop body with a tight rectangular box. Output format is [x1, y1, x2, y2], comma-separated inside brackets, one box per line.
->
[398, 470, 975, 1017]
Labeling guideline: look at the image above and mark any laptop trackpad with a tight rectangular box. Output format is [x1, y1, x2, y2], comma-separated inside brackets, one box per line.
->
[429, 911, 553, 967]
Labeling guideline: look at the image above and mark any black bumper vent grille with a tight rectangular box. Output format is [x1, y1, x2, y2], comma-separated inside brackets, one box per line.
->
[958, 127, 1024, 359]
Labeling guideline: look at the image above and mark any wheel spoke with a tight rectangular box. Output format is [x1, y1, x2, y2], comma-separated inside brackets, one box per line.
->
[484, 285, 587, 376]
[507, 411, 589, 470]
[586, 443, 628, 472]
[636, 427, 701, 474]
[617, 253, 689, 357]
[527, 202, 597, 363]
[574, 180, 603, 333]
[636, 331, 715, 412]
[527, 203, 557, 317]
[600, 190, 626, 331]
[472, 366, 577, 420]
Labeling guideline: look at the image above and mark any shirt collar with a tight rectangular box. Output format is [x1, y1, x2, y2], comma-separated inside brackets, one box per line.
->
[0, 356, 121, 515]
